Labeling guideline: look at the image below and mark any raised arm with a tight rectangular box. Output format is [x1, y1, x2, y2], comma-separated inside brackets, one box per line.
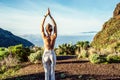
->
[40, 12, 48, 38]
[48, 8, 57, 37]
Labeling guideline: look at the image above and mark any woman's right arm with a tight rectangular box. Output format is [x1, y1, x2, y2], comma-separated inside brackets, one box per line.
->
[48, 8, 57, 38]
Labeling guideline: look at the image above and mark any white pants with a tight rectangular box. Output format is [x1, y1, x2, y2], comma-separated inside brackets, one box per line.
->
[42, 49, 56, 80]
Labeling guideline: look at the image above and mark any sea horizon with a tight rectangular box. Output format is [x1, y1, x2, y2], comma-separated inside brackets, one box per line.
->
[20, 34, 95, 47]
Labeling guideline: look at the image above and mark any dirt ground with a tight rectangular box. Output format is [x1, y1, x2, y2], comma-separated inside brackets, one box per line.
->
[6, 56, 120, 80]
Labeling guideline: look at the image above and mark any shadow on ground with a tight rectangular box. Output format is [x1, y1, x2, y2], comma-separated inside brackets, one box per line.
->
[57, 55, 76, 60]
[5, 71, 120, 80]
[57, 60, 89, 64]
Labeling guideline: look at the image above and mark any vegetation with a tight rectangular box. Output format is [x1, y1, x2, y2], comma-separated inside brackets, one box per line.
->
[107, 54, 120, 63]
[0, 2, 120, 79]
[76, 41, 90, 59]
[60, 73, 66, 79]
[0, 65, 21, 79]
[55, 43, 77, 55]
[0, 44, 42, 79]
[28, 50, 43, 63]
[55, 41, 90, 56]
[89, 54, 107, 64]
[0, 41, 119, 79]
[0, 52, 21, 79]
[91, 18, 120, 50]
[0, 47, 9, 60]
[90, 5, 120, 63]
[55, 41, 120, 64]
[77, 49, 88, 59]
[8, 44, 31, 62]
[0, 28, 33, 47]
[76, 41, 90, 50]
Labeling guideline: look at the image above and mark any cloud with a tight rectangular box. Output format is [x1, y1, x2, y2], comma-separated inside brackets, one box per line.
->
[0, 2, 41, 35]
[49, 3, 111, 35]
[0, 0, 112, 35]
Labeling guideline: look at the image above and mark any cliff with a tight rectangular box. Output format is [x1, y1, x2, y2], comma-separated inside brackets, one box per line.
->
[91, 3, 120, 50]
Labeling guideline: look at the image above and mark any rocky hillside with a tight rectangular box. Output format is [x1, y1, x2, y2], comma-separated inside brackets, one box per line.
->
[91, 3, 120, 50]
[0, 28, 34, 47]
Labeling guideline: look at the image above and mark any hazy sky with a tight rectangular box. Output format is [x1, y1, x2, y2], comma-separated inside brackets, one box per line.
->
[0, 0, 119, 35]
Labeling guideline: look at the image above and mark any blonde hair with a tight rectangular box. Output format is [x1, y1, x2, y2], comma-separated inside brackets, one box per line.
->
[46, 23, 52, 32]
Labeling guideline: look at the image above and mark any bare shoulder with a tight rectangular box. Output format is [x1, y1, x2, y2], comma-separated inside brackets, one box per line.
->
[41, 32, 46, 38]
[51, 34, 57, 39]
[53, 32, 57, 38]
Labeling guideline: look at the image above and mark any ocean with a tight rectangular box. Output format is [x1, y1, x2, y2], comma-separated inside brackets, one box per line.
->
[55, 35, 94, 47]
[21, 34, 95, 47]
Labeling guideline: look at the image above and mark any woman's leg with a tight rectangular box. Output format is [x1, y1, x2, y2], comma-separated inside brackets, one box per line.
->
[50, 51, 56, 80]
[43, 62, 49, 80]
[42, 52, 50, 80]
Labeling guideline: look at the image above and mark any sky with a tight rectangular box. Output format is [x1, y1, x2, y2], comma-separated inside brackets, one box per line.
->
[0, 0, 120, 35]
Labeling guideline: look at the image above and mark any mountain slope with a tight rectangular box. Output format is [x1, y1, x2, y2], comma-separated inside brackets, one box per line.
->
[91, 3, 120, 50]
[0, 28, 34, 47]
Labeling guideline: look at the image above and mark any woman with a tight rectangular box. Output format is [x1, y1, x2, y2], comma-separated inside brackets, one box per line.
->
[40, 8, 57, 80]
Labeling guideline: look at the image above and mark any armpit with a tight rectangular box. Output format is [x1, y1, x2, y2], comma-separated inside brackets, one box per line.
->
[41, 32, 46, 38]
[53, 33, 57, 38]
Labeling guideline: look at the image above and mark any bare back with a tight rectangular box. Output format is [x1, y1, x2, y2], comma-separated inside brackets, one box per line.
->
[43, 34, 57, 50]
[41, 8, 57, 50]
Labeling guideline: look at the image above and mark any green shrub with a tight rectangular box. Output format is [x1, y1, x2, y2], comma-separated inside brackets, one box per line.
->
[89, 54, 106, 64]
[0, 65, 6, 74]
[81, 49, 88, 58]
[57, 43, 76, 55]
[0, 48, 9, 60]
[28, 50, 43, 63]
[77, 49, 88, 59]
[0, 65, 21, 79]
[106, 54, 120, 63]
[76, 41, 90, 50]
[8, 44, 30, 62]
[0, 48, 5, 51]
[60, 73, 66, 79]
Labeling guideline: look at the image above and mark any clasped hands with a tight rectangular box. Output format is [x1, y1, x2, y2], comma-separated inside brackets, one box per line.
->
[44, 8, 51, 17]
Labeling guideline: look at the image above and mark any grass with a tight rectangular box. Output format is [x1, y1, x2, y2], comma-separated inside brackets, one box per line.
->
[0, 65, 21, 79]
